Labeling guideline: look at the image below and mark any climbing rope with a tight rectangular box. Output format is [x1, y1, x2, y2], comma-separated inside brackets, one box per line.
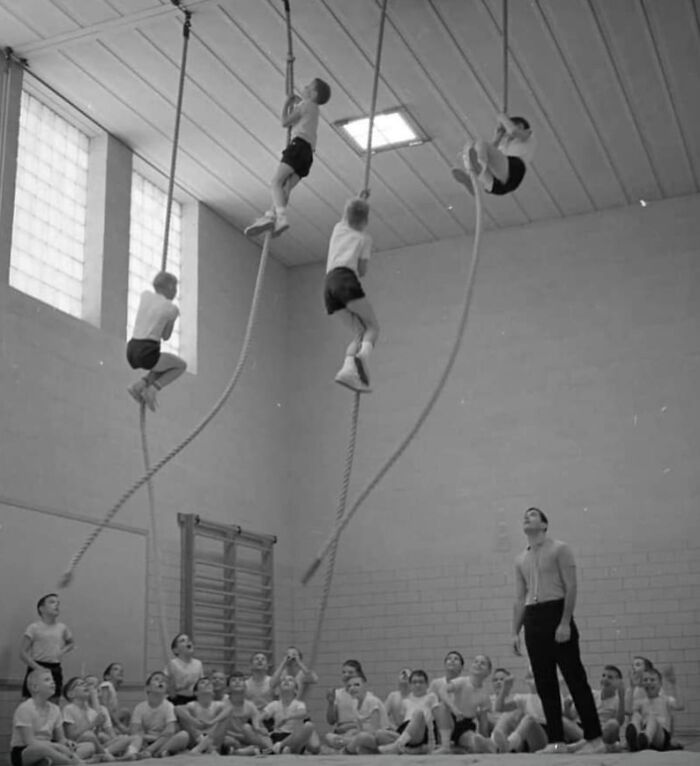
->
[361, 0, 389, 198]
[502, 0, 509, 114]
[139, 405, 171, 664]
[306, 392, 360, 675]
[283, 0, 295, 146]
[57, 231, 274, 588]
[302, 178, 485, 586]
[304, 0, 390, 675]
[161, 10, 191, 272]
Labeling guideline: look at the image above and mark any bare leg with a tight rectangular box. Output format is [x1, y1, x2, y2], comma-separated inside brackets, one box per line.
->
[146, 352, 186, 390]
[271, 163, 298, 214]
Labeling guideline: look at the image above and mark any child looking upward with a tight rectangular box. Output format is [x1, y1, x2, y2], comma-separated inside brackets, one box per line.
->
[324, 198, 379, 393]
[245, 78, 331, 239]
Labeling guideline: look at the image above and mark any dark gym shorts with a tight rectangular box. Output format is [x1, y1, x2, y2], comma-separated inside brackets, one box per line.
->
[281, 137, 313, 179]
[11, 747, 25, 766]
[324, 267, 365, 314]
[396, 719, 433, 747]
[490, 156, 526, 196]
[126, 338, 161, 370]
[169, 693, 196, 706]
[450, 714, 476, 744]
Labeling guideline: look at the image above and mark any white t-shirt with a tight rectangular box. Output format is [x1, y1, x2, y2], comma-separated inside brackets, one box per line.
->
[132, 291, 179, 342]
[184, 699, 227, 730]
[245, 675, 273, 710]
[326, 221, 372, 275]
[290, 99, 319, 150]
[334, 688, 358, 730]
[262, 699, 307, 734]
[400, 692, 439, 726]
[11, 698, 63, 747]
[227, 699, 261, 735]
[513, 692, 546, 723]
[354, 692, 391, 731]
[164, 657, 204, 697]
[498, 132, 536, 164]
[130, 699, 176, 739]
[23, 621, 72, 663]
[63, 702, 114, 739]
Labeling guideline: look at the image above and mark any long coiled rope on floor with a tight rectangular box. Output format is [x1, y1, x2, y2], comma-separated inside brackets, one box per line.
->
[57, 231, 274, 588]
[139, 404, 171, 664]
[305, 0, 389, 675]
[302, 179, 485, 586]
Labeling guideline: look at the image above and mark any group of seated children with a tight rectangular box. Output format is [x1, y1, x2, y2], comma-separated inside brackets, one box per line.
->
[323, 651, 684, 756]
[12, 630, 684, 765]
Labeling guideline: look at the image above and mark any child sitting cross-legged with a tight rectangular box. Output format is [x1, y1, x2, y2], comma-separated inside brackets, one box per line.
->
[130, 671, 189, 758]
[378, 669, 438, 754]
[626, 665, 684, 752]
[10, 668, 83, 766]
[174, 676, 228, 755]
[261, 675, 317, 754]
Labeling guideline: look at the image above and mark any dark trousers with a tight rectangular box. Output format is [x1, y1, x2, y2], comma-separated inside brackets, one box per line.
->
[524, 599, 601, 742]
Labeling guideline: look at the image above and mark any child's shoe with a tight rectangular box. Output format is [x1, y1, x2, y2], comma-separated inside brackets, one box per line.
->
[127, 379, 147, 405]
[272, 213, 289, 238]
[353, 355, 370, 386]
[335, 358, 371, 393]
[467, 145, 484, 176]
[451, 167, 475, 195]
[245, 212, 275, 238]
[625, 723, 638, 752]
[142, 386, 158, 413]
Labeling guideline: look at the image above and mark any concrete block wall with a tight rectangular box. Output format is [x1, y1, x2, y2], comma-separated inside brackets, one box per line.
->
[286, 194, 700, 735]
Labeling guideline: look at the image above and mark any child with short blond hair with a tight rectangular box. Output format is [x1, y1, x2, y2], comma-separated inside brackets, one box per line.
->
[127, 271, 186, 412]
[324, 197, 379, 393]
[245, 78, 332, 239]
[11, 668, 82, 766]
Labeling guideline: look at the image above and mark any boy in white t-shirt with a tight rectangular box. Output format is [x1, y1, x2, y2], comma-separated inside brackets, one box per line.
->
[378, 670, 438, 754]
[20, 593, 74, 702]
[164, 632, 204, 705]
[126, 271, 186, 412]
[261, 675, 316, 754]
[324, 197, 379, 393]
[11, 668, 81, 766]
[452, 113, 535, 197]
[245, 78, 331, 238]
[130, 671, 189, 757]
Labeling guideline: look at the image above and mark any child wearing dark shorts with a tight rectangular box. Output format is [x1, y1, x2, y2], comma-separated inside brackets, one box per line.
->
[324, 198, 379, 393]
[245, 78, 331, 239]
[126, 271, 186, 412]
[452, 113, 534, 197]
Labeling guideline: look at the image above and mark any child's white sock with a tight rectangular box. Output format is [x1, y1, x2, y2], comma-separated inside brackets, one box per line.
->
[275, 205, 287, 218]
[357, 340, 373, 361]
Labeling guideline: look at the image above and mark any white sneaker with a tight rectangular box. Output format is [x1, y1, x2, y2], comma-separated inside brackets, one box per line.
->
[353, 355, 370, 386]
[245, 212, 275, 238]
[272, 213, 289, 238]
[335, 366, 371, 393]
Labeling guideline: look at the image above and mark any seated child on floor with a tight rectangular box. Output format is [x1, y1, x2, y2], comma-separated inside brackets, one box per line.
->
[245, 652, 274, 711]
[10, 668, 81, 766]
[378, 669, 438, 754]
[565, 665, 625, 752]
[100, 663, 131, 734]
[384, 668, 412, 730]
[175, 676, 228, 754]
[130, 671, 189, 757]
[164, 632, 204, 705]
[626, 665, 684, 752]
[261, 675, 317, 754]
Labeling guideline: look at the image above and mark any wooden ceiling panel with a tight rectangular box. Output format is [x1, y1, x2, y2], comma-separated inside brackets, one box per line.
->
[1, 0, 697, 265]
[593, 0, 695, 198]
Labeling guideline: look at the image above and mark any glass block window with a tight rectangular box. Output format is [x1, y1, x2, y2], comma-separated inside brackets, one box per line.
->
[128, 173, 182, 355]
[10, 91, 89, 318]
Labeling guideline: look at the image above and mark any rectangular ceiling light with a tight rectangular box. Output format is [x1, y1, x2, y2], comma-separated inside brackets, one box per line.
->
[335, 108, 428, 154]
